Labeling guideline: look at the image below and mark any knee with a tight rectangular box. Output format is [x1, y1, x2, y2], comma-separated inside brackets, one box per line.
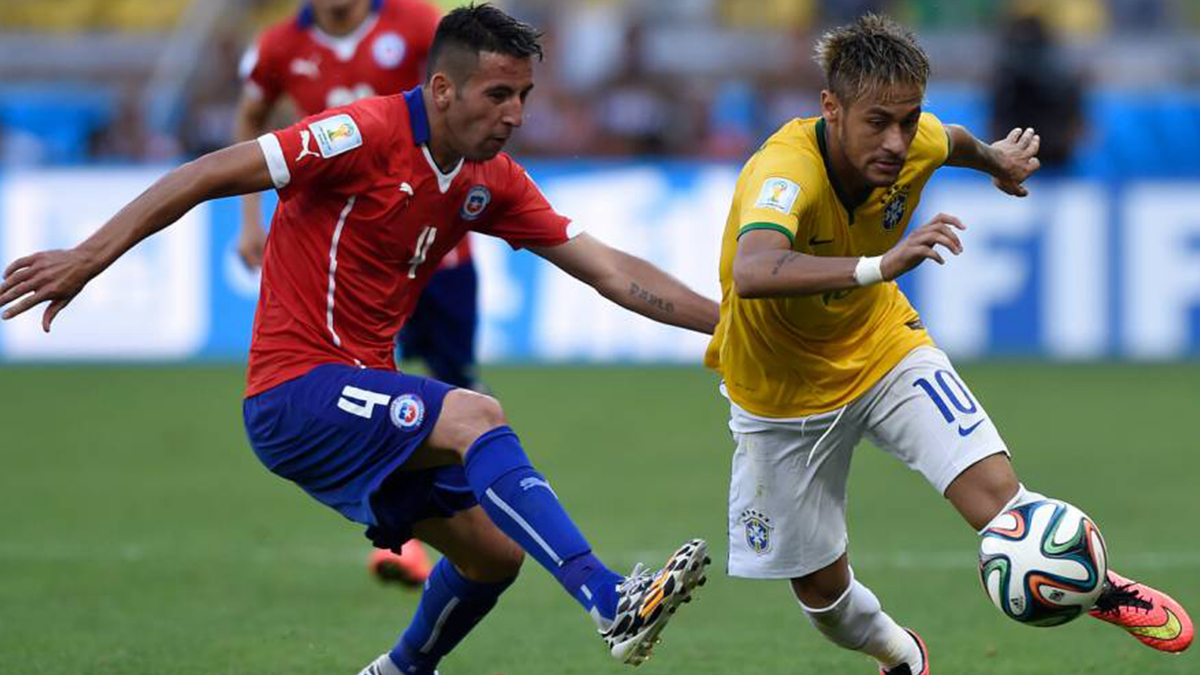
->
[791, 558, 852, 609]
[435, 389, 509, 454]
[792, 576, 849, 609]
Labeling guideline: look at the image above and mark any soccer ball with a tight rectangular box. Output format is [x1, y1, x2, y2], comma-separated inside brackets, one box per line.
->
[979, 499, 1108, 627]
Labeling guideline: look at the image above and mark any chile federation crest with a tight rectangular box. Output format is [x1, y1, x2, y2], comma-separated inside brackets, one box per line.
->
[390, 394, 425, 430]
[461, 185, 491, 221]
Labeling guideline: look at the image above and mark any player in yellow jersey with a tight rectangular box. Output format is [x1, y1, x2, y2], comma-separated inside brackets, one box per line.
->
[707, 14, 1193, 674]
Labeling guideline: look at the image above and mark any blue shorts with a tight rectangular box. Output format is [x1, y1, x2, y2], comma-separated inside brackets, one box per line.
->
[242, 363, 477, 548]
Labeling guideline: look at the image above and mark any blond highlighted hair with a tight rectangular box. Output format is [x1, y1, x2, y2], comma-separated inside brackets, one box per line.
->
[813, 14, 930, 104]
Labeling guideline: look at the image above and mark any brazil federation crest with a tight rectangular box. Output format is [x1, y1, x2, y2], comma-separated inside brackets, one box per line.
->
[741, 509, 774, 555]
[460, 185, 491, 220]
[390, 394, 425, 430]
[882, 191, 908, 230]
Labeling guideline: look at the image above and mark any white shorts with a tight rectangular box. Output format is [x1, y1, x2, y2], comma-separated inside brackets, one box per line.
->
[725, 346, 1010, 579]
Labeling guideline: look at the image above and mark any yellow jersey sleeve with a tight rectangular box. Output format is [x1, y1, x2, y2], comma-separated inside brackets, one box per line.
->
[734, 140, 818, 245]
[912, 112, 951, 169]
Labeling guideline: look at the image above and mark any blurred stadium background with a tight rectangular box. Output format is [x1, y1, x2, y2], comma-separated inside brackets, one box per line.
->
[1, 1, 1198, 674]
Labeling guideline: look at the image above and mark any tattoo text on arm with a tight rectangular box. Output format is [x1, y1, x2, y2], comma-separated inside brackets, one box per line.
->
[629, 282, 675, 314]
[771, 252, 800, 276]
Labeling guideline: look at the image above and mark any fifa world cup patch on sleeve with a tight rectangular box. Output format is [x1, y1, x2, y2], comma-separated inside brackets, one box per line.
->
[308, 114, 363, 158]
[754, 177, 801, 214]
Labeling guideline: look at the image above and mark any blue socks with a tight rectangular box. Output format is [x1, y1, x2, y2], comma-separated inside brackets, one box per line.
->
[463, 426, 621, 623]
[390, 558, 513, 675]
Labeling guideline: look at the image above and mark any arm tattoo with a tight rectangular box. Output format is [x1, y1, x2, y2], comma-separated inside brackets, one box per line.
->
[629, 282, 675, 314]
[771, 252, 799, 276]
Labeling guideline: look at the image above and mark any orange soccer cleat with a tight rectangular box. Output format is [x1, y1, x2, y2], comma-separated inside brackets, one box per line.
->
[1089, 569, 1193, 653]
[368, 539, 433, 588]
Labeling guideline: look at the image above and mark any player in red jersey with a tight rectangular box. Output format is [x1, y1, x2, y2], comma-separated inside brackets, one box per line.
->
[237, 0, 444, 270]
[236, 0, 451, 587]
[2, 6, 719, 672]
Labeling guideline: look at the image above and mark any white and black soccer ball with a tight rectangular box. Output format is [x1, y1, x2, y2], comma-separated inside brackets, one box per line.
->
[979, 499, 1108, 627]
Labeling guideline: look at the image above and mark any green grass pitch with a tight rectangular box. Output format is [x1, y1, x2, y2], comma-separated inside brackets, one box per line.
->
[1, 363, 1197, 674]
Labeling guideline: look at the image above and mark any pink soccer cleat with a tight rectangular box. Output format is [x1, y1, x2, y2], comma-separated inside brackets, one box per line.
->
[368, 539, 432, 588]
[1089, 569, 1193, 653]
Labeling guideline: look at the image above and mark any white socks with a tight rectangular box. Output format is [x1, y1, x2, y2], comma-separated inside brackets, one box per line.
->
[356, 654, 402, 675]
[800, 576, 922, 672]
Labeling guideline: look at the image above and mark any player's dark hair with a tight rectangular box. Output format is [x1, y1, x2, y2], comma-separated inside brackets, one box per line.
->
[814, 13, 930, 105]
[426, 3, 543, 83]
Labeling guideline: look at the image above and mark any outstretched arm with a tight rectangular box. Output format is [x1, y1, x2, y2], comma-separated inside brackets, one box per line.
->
[0, 141, 274, 330]
[945, 124, 1041, 197]
[530, 233, 719, 334]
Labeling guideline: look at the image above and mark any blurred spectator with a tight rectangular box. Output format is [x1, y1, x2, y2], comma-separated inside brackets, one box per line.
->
[1102, 0, 1170, 32]
[989, 12, 1087, 170]
[592, 20, 683, 156]
[1010, 0, 1109, 37]
[897, 0, 997, 29]
[88, 90, 181, 162]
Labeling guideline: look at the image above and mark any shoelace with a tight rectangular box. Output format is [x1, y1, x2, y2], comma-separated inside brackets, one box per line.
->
[1094, 581, 1154, 614]
[619, 563, 655, 596]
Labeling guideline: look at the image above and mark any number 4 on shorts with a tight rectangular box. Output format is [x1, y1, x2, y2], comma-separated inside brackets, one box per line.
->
[338, 385, 390, 419]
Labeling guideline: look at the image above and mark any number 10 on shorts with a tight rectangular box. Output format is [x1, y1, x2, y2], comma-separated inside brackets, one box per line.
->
[913, 370, 984, 436]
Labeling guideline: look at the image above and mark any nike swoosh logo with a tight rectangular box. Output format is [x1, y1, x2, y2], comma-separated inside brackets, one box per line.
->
[399, 182, 414, 195]
[808, 235, 834, 246]
[1127, 608, 1184, 641]
[958, 420, 984, 436]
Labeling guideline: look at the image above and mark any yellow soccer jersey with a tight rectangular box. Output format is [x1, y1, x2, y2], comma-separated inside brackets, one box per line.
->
[705, 113, 950, 417]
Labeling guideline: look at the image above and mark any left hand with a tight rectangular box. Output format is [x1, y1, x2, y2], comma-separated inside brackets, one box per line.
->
[989, 127, 1041, 197]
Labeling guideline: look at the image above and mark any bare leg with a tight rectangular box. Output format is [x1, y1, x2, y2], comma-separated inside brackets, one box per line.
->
[944, 453, 1020, 531]
[413, 505, 524, 583]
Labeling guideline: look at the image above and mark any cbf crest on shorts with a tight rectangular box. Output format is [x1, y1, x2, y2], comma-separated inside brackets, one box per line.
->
[740, 508, 774, 555]
[460, 185, 491, 220]
[390, 394, 425, 430]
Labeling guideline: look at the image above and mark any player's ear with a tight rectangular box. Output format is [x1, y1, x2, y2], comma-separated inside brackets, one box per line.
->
[820, 90, 840, 124]
[429, 72, 456, 111]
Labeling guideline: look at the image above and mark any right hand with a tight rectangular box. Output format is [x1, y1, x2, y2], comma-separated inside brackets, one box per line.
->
[881, 213, 966, 281]
[237, 220, 268, 270]
[0, 247, 99, 332]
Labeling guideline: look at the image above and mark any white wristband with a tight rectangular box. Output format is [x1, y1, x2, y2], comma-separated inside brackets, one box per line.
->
[853, 255, 884, 286]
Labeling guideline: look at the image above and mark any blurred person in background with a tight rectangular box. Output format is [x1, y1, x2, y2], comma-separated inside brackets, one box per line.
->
[592, 20, 683, 156]
[708, 14, 1192, 674]
[990, 11, 1086, 172]
[235, 0, 447, 591]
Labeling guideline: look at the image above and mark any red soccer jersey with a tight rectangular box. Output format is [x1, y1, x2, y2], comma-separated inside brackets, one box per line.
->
[241, 0, 440, 115]
[246, 89, 575, 397]
[240, 0, 472, 266]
